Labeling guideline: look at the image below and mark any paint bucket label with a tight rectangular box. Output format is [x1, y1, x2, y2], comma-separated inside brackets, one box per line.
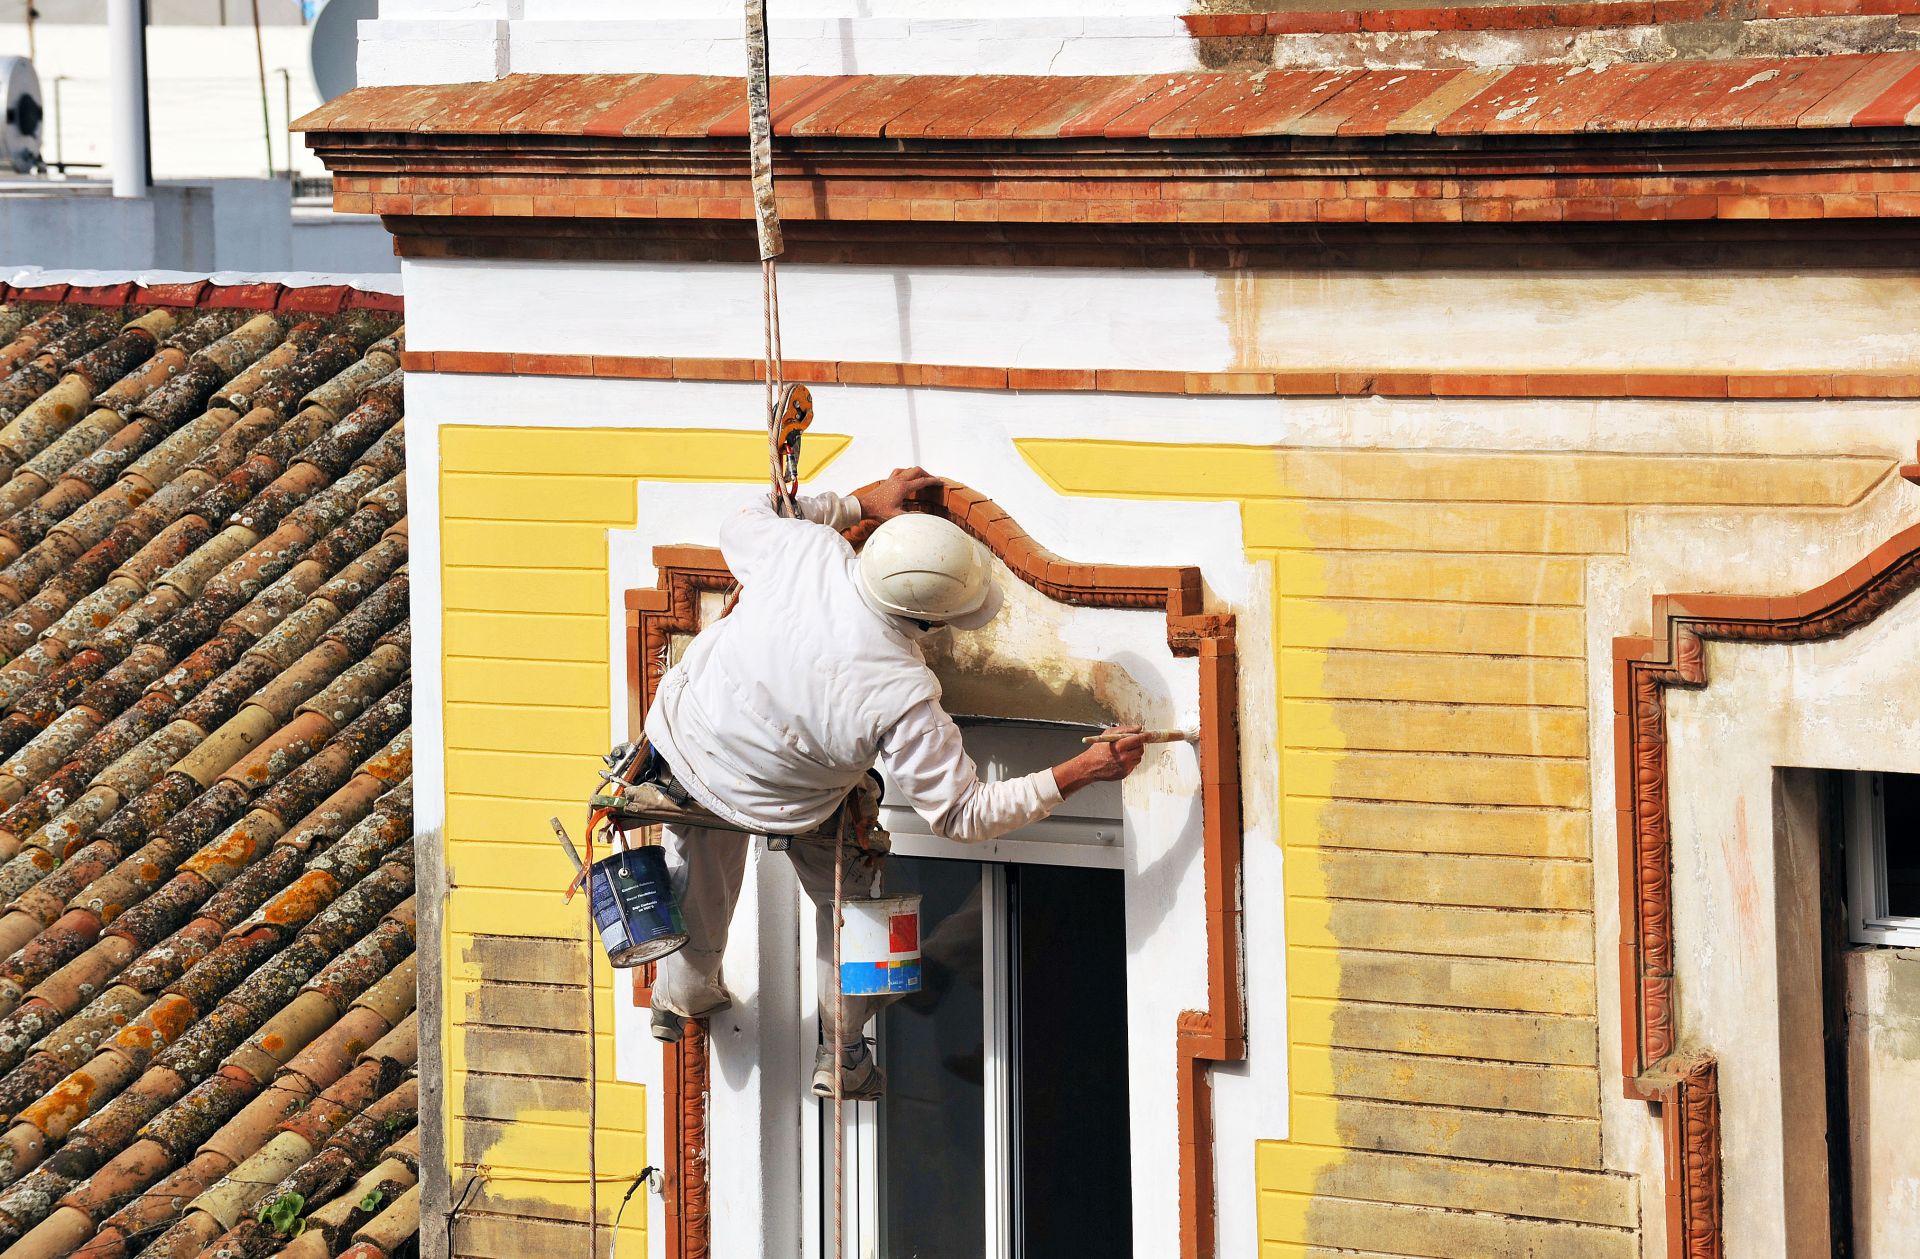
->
[838, 894, 923, 995]
[589, 845, 687, 968]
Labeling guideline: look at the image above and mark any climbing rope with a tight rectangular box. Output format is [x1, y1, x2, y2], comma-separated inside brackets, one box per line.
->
[831, 810, 850, 1259]
[741, 5, 853, 1254]
[573, 5, 846, 1253]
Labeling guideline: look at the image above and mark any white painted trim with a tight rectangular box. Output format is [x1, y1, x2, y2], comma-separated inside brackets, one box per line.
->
[1, 264, 403, 294]
[499, 16, 1201, 76]
[1845, 772, 1920, 948]
[404, 257, 1920, 376]
[564, 407, 1268, 1259]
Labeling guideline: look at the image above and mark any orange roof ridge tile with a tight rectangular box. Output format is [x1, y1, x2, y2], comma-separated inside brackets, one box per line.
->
[298, 57, 1920, 142]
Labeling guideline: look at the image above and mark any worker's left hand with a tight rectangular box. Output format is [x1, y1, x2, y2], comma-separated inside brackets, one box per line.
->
[858, 467, 944, 522]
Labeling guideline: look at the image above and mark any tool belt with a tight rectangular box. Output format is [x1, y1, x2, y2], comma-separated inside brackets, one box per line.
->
[592, 738, 889, 854]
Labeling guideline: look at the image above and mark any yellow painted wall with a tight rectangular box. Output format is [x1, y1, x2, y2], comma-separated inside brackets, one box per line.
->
[436, 425, 847, 1257]
[1015, 439, 1889, 1258]
[438, 419, 1895, 1258]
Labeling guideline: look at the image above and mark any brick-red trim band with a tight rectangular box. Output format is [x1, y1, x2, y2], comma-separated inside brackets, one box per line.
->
[626, 482, 1241, 1259]
[299, 62, 1920, 233]
[1612, 519, 1920, 1259]
[1188, 0, 1920, 35]
[0, 280, 402, 314]
[301, 60, 1920, 144]
[400, 349, 1920, 401]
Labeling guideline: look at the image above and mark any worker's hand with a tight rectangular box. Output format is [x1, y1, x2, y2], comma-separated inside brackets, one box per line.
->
[1051, 726, 1149, 797]
[858, 467, 943, 522]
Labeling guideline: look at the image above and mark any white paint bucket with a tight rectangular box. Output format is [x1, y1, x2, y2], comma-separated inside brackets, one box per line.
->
[837, 894, 922, 996]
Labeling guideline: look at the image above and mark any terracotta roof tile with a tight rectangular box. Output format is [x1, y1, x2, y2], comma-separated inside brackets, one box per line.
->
[706, 75, 848, 138]
[0, 281, 412, 1259]
[298, 57, 1920, 144]
[1852, 60, 1920, 127]
[1101, 75, 1221, 139]
[1798, 50, 1920, 127]
[786, 75, 945, 138]
[973, 76, 1126, 140]
[1293, 68, 1465, 136]
[885, 76, 1028, 138]
[1192, 70, 1367, 137]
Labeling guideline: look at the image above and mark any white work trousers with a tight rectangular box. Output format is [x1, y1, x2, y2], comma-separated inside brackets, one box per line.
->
[652, 822, 896, 1045]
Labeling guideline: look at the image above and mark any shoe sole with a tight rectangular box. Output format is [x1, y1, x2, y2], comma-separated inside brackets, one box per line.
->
[810, 1075, 883, 1102]
[811, 1084, 883, 1102]
[651, 1015, 686, 1044]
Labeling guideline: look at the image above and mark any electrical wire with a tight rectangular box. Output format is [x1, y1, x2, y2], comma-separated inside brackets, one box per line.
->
[446, 1168, 480, 1258]
[607, 1165, 656, 1259]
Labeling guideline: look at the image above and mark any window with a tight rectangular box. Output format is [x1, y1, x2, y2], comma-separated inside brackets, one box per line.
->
[878, 717, 1125, 868]
[802, 719, 1134, 1259]
[1843, 770, 1920, 946]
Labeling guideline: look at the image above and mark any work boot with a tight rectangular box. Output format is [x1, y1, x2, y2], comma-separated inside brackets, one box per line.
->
[650, 1007, 687, 1044]
[812, 1040, 885, 1102]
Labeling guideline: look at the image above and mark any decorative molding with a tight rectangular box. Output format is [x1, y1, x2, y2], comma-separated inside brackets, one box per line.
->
[1612, 518, 1920, 1258]
[320, 161, 1920, 243]
[624, 558, 733, 1259]
[402, 349, 1920, 401]
[625, 481, 1243, 1259]
[377, 219, 1920, 270]
[297, 64, 1920, 241]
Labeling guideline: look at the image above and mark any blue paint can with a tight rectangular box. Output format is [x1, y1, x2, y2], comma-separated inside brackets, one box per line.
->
[589, 845, 687, 967]
[838, 894, 923, 995]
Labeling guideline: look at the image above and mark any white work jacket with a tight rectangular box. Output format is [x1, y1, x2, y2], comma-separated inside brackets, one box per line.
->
[646, 492, 1063, 840]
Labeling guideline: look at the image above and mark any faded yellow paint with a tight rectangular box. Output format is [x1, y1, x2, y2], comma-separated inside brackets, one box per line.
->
[1279, 596, 1586, 657]
[1247, 499, 1631, 553]
[1009, 435, 1891, 1254]
[1019, 439, 1886, 507]
[436, 420, 1887, 1257]
[438, 424, 849, 1254]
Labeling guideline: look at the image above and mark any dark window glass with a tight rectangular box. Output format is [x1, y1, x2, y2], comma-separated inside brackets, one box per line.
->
[868, 859, 1134, 1258]
[878, 858, 986, 1259]
[1883, 772, 1920, 917]
[1014, 864, 1133, 1259]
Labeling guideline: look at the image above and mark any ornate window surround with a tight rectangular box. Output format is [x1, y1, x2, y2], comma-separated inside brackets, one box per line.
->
[620, 480, 1245, 1259]
[1612, 514, 1920, 1259]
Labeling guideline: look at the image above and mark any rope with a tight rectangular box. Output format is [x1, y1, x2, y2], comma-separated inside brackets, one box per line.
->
[764, 256, 794, 519]
[832, 812, 848, 1259]
[585, 815, 603, 1259]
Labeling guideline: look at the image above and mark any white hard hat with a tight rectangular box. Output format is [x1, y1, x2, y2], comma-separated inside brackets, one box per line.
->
[857, 514, 1004, 630]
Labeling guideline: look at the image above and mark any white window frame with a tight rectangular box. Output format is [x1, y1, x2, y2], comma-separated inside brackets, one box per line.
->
[1844, 771, 1920, 947]
[800, 863, 1019, 1259]
[878, 717, 1125, 870]
[801, 716, 1127, 1259]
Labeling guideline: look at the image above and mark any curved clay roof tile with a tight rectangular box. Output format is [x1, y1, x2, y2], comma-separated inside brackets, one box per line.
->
[0, 291, 410, 1258]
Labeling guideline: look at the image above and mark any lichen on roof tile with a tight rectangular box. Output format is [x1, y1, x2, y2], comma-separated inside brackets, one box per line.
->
[0, 285, 413, 1259]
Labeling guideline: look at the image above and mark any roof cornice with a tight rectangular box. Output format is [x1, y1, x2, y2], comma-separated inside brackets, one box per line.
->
[297, 67, 1920, 258]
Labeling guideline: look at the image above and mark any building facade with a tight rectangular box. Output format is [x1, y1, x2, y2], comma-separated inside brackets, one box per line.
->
[303, 5, 1920, 1257]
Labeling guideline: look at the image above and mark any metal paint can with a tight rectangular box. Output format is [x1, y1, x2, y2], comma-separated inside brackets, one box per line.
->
[838, 894, 923, 995]
[589, 845, 687, 967]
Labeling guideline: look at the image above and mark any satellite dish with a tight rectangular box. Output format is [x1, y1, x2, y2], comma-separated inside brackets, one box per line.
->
[0, 56, 42, 174]
[310, 0, 378, 104]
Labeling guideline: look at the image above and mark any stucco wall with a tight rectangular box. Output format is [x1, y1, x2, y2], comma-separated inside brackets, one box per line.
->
[1847, 947, 1920, 1256]
[1666, 590, 1920, 1259]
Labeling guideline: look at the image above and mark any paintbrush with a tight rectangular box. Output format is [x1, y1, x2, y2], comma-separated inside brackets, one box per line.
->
[1081, 729, 1193, 745]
